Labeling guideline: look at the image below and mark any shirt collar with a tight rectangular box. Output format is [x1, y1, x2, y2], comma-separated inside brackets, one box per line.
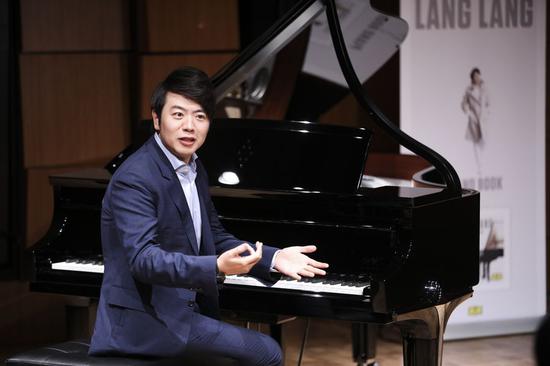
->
[154, 132, 197, 173]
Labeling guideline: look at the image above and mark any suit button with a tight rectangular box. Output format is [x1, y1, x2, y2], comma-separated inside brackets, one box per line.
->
[187, 300, 195, 308]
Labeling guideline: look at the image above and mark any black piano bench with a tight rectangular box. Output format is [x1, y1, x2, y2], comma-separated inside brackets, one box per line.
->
[4, 340, 239, 366]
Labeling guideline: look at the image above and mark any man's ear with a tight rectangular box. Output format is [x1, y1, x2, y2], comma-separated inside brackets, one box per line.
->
[152, 111, 160, 132]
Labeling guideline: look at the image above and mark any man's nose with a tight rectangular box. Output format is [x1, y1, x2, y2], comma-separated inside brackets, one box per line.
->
[182, 115, 194, 130]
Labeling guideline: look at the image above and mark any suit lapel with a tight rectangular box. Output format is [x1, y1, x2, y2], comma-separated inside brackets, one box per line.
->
[196, 161, 214, 256]
[166, 179, 200, 255]
[147, 138, 200, 255]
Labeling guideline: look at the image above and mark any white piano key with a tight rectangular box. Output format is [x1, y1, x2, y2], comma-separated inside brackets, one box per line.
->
[224, 275, 367, 296]
[52, 261, 104, 274]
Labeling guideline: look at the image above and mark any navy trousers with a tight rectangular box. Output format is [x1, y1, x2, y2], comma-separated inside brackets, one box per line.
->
[183, 311, 283, 366]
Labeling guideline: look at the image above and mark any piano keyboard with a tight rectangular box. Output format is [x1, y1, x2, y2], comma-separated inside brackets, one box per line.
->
[225, 274, 369, 296]
[52, 259, 104, 273]
[51, 260, 369, 296]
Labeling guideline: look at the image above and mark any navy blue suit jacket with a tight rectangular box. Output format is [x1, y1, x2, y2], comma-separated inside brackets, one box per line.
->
[89, 136, 278, 357]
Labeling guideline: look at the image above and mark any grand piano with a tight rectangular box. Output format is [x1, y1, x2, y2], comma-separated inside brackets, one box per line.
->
[29, 1, 480, 365]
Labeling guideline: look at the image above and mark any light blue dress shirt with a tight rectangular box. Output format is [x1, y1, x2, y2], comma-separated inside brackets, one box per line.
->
[154, 133, 280, 268]
[154, 133, 202, 249]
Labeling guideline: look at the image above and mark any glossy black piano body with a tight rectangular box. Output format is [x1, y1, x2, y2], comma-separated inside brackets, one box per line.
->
[29, 1, 480, 365]
[196, 118, 479, 321]
[30, 169, 106, 298]
[30, 147, 479, 365]
[30, 166, 479, 366]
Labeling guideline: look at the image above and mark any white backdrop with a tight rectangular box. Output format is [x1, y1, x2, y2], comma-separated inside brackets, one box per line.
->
[400, 0, 546, 338]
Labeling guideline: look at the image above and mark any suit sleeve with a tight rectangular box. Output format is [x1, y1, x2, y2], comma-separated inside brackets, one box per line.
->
[197, 161, 279, 280]
[107, 170, 219, 296]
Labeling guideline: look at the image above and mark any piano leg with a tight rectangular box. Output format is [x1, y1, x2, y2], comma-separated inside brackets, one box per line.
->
[394, 292, 472, 366]
[352, 323, 378, 366]
[66, 297, 98, 340]
[270, 324, 282, 345]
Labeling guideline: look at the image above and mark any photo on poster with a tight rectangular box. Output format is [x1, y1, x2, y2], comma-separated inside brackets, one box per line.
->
[477, 208, 510, 291]
[460, 67, 490, 176]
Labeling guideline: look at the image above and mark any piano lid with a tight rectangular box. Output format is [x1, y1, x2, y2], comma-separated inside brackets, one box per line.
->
[212, 0, 407, 102]
[211, 0, 462, 198]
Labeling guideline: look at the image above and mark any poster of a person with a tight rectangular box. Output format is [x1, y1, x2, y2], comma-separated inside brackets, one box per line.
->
[461, 67, 490, 174]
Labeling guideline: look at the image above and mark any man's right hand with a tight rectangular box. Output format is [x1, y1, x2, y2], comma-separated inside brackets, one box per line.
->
[216, 242, 263, 275]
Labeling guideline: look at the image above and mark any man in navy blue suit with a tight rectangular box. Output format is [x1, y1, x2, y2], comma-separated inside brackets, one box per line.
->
[89, 67, 329, 365]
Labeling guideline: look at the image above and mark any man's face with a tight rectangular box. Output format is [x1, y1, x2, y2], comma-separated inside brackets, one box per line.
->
[153, 92, 210, 163]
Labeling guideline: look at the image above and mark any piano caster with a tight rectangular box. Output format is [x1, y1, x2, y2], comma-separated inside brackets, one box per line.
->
[394, 292, 472, 366]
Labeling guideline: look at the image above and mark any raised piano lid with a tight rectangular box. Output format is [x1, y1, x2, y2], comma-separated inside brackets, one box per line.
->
[208, 0, 465, 201]
[212, 0, 407, 103]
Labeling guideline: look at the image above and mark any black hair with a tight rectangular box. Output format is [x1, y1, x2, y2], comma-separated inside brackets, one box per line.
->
[470, 67, 481, 82]
[150, 66, 216, 124]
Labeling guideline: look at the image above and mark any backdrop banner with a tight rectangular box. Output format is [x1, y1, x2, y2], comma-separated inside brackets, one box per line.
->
[400, 0, 546, 338]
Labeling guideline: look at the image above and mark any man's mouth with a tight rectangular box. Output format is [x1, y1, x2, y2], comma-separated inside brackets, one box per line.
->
[179, 137, 196, 146]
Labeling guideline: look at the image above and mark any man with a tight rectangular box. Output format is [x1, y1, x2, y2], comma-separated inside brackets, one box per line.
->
[89, 67, 329, 365]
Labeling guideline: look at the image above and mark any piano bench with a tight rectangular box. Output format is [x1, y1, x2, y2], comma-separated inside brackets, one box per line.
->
[4, 340, 239, 366]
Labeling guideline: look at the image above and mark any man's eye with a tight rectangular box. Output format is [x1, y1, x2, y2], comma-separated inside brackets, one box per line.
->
[174, 112, 184, 118]
[195, 114, 206, 121]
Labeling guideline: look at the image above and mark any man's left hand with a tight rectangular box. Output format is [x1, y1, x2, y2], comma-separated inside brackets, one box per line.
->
[273, 245, 329, 280]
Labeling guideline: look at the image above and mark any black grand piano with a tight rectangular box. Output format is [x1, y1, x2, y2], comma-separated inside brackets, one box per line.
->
[29, 1, 480, 365]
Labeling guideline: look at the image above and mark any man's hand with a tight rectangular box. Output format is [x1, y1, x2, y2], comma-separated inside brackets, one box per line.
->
[273, 245, 329, 280]
[217, 242, 263, 275]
